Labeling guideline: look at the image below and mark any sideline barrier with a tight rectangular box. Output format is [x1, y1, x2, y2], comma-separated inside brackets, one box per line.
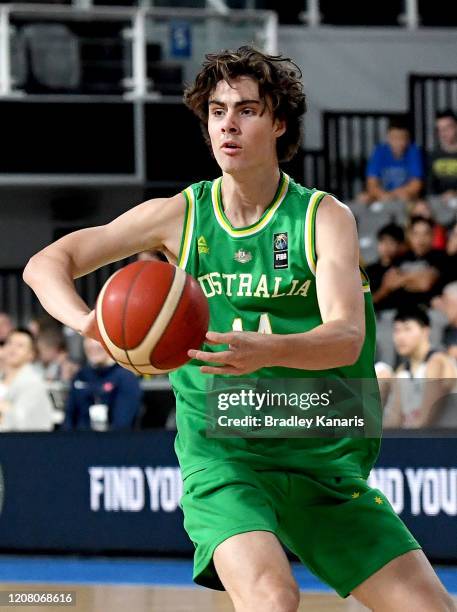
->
[0, 431, 455, 560]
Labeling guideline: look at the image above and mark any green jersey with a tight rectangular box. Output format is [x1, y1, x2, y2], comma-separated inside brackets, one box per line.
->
[169, 172, 379, 480]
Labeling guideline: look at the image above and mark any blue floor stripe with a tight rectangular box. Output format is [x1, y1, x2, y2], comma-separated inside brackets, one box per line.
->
[0, 556, 456, 595]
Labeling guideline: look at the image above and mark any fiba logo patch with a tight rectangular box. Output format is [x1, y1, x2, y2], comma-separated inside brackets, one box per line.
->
[273, 232, 288, 269]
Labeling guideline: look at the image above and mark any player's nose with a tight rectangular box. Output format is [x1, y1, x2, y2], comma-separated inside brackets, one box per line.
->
[221, 111, 240, 134]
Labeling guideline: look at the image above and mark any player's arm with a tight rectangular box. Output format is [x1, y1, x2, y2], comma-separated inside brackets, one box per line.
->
[23, 194, 186, 336]
[272, 195, 365, 370]
[191, 196, 365, 374]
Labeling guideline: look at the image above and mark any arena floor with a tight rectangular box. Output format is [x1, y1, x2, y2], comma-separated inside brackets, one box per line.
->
[0, 557, 456, 611]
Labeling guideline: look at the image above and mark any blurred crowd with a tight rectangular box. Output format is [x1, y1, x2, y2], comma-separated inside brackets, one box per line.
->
[356, 109, 457, 428]
[0, 311, 147, 432]
[0, 111, 456, 432]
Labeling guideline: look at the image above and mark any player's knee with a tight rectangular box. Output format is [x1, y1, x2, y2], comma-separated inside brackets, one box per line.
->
[256, 578, 300, 612]
[232, 573, 299, 612]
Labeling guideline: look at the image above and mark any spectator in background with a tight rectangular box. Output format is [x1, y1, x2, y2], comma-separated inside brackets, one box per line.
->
[407, 199, 446, 250]
[384, 308, 456, 428]
[440, 221, 457, 286]
[427, 110, 457, 203]
[358, 117, 423, 205]
[379, 216, 447, 310]
[367, 223, 405, 311]
[0, 328, 54, 431]
[36, 327, 78, 383]
[36, 327, 79, 416]
[63, 337, 141, 431]
[443, 328, 457, 362]
[0, 312, 14, 374]
[432, 281, 457, 346]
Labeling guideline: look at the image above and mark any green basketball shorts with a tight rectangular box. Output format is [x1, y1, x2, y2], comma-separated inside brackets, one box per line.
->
[180, 461, 421, 598]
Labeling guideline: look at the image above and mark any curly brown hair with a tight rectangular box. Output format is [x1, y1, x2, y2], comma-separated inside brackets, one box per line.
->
[184, 45, 306, 163]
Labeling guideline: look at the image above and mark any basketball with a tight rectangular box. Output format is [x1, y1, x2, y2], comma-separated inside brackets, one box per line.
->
[95, 260, 209, 375]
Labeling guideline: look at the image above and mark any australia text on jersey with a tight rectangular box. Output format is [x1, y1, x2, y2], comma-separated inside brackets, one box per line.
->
[197, 272, 311, 299]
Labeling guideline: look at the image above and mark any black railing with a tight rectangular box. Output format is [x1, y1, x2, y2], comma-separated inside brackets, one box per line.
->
[409, 74, 457, 151]
[323, 111, 405, 200]
[0, 259, 132, 324]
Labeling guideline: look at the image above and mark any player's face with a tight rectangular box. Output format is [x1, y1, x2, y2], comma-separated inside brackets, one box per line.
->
[436, 117, 457, 148]
[387, 128, 410, 157]
[393, 320, 428, 357]
[3, 332, 35, 368]
[207, 76, 285, 175]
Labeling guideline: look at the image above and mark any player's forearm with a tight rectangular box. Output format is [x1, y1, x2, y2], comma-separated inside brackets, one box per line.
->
[23, 252, 90, 331]
[269, 320, 364, 370]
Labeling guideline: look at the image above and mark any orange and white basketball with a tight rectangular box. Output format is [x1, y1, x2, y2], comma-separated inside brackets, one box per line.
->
[95, 260, 209, 375]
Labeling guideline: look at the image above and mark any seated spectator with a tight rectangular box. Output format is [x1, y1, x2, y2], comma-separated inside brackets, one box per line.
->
[427, 109, 457, 203]
[384, 308, 456, 428]
[36, 327, 78, 383]
[63, 338, 142, 431]
[375, 361, 394, 408]
[358, 116, 423, 205]
[432, 281, 457, 346]
[0, 328, 54, 431]
[0, 312, 14, 373]
[407, 199, 446, 250]
[440, 221, 457, 286]
[36, 327, 79, 415]
[367, 223, 405, 311]
[379, 216, 448, 310]
[443, 327, 457, 362]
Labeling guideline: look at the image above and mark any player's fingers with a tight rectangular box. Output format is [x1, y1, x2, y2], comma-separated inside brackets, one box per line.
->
[206, 331, 236, 344]
[188, 349, 233, 363]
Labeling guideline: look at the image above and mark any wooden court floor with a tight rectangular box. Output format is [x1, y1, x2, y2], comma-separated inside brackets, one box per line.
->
[2, 584, 456, 612]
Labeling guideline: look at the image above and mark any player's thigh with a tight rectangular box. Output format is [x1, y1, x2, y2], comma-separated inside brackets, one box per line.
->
[214, 530, 300, 611]
[352, 549, 455, 612]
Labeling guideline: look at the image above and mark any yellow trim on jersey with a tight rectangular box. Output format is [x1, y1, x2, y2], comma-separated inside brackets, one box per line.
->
[304, 190, 326, 276]
[178, 186, 195, 270]
[305, 192, 372, 294]
[211, 173, 290, 237]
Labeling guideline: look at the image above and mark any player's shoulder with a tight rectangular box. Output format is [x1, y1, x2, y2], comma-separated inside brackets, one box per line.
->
[315, 193, 355, 225]
[183, 178, 216, 201]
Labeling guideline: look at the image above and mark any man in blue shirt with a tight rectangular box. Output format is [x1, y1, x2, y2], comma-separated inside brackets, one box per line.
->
[63, 337, 142, 430]
[359, 117, 423, 204]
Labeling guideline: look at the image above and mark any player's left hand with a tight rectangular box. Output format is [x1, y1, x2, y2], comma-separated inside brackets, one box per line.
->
[188, 331, 273, 375]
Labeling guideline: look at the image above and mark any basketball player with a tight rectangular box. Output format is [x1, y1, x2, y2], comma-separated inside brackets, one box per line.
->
[23, 47, 454, 611]
[384, 307, 456, 428]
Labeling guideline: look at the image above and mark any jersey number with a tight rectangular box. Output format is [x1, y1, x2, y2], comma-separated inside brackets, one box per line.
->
[232, 313, 272, 334]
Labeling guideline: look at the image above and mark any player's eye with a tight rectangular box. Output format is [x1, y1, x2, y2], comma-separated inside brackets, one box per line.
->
[241, 108, 255, 115]
[211, 108, 224, 117]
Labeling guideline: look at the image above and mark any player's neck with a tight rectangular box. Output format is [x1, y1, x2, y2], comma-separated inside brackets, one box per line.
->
[220, 165, 281, 228]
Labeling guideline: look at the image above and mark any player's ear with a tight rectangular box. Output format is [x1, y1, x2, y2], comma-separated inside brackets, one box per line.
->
[273, 117, 286, 139]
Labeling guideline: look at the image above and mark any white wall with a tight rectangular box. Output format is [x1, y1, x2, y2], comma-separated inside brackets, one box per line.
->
[279, 27, 457, 148]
